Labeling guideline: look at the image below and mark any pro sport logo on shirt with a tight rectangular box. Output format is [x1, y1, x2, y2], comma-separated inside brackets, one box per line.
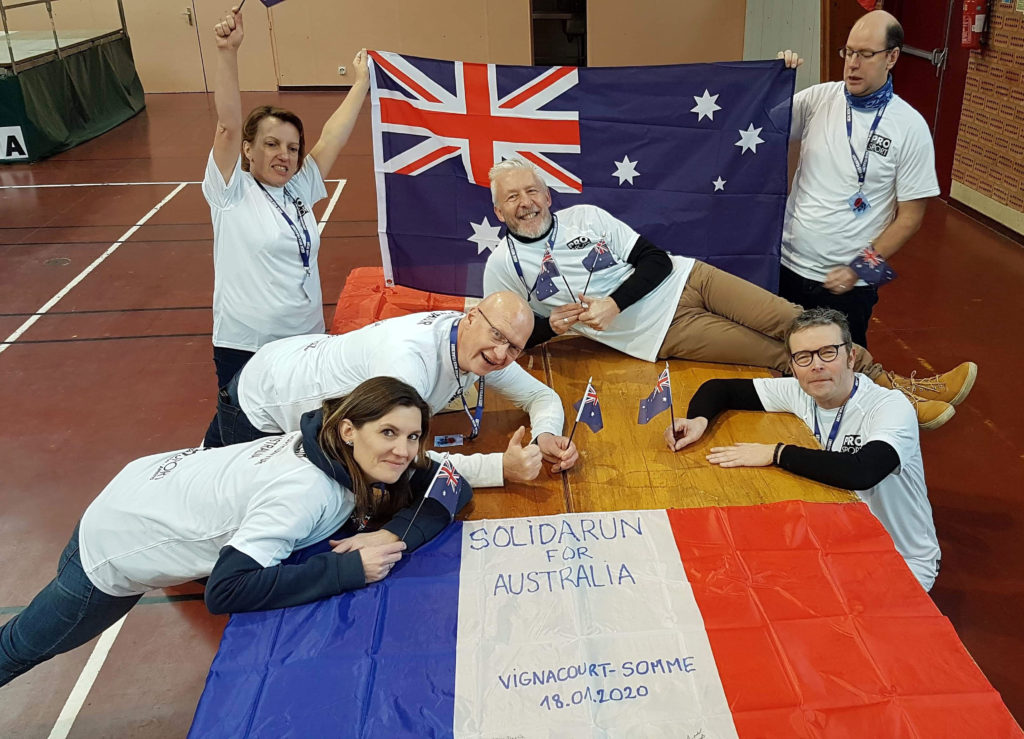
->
[840, 434, 863, 453]
[867, 134, 891, 157]
[150, 448, 206, 480]
[565, 236, 592, 250]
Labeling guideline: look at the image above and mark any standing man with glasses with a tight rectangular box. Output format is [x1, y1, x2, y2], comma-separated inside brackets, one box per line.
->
[206, 290, 579, 486]
[776, 13, 952, 354]
[662, 308, 940, 591]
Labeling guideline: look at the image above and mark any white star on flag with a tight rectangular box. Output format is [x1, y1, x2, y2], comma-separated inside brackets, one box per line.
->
[712, 176, 726, 191]
[466, 217, 503, 254]
[690, 89, 722, 122]
[612, 155, 640, 185]
[735, 124, 765, 155]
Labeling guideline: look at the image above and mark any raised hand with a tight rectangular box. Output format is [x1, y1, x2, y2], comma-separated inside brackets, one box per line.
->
[214, 9, 244, 51]
[776, 49, 804, 69]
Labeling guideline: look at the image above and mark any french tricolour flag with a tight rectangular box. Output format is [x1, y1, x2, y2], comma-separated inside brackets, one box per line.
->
[191, 502, 1017, 737]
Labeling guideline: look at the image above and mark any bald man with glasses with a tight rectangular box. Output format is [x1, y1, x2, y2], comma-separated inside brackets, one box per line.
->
[663, 308, 940, 591]
[206, 290, 579, 486]
[775, 12, 950, 362]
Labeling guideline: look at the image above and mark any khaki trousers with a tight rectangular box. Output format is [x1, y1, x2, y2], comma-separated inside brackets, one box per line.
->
[657, 261, 881, 378]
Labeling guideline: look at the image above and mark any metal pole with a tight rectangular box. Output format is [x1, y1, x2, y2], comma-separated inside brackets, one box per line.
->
[44, 0, 62, 61]
[0, 0, 18, 74]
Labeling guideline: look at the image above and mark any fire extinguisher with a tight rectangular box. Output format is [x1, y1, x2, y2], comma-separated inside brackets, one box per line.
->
[962, 0, 988, 49]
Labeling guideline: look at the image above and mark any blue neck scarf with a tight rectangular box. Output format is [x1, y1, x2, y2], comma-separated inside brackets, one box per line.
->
[846, 75, 893, 110]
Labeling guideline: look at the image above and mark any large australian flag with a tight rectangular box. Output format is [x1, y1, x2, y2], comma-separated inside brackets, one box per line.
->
[369, 51, 794, 298]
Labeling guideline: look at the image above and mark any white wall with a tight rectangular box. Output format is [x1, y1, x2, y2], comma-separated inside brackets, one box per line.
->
[743, 0, 821, 90]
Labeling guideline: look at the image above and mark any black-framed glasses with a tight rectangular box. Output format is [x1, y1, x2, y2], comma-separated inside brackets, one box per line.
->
[790, 343, 849, 367]
[838, 46, 896, 60]
[476, 308, 523, 358]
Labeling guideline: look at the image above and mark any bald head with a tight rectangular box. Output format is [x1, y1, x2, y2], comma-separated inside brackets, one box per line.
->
[477, 291, 534, 346]
[851, 10, 903, 50]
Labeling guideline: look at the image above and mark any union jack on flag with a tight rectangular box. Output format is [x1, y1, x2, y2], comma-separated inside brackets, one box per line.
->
[850, 246, 897, 285]
[581, 240, 615, 273]
[368, 51, 795, 297]
[425, 454, 462, 519]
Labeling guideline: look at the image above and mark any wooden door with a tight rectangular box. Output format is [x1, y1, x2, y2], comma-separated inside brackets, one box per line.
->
[122, 1, 208, 92]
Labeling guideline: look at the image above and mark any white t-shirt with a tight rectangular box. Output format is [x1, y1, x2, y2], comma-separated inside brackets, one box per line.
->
[203, 152, 329, 352]
[236, 311, 566, 487]
[753, 373, 940, 589]
[79, 434, 353, 597]
[483, 204, 692, 362]
[782, 81, 940, 283]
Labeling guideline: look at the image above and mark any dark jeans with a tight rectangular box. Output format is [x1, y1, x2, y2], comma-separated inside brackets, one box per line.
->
[778, 265, 879, 348]
[215, 374, 275, 446]
[203, 346, 255, 448]
[0, 524, 142, 687]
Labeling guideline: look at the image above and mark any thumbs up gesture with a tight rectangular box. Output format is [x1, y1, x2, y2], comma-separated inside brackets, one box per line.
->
[502, 426, 542, 482]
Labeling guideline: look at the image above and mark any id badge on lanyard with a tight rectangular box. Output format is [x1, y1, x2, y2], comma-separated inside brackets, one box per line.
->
[256, 181, 314, 297]
[845, 103, 887, 218]
[450, 319, 485, 440]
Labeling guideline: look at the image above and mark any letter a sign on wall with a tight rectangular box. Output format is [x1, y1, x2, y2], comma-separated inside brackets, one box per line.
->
[1, 126, 29, 161]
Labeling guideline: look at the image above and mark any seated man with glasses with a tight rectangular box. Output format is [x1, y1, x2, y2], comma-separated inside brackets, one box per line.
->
[774, 10, 944, 355]
[663, 308, 940, 590]
[206, 290, 579, 486]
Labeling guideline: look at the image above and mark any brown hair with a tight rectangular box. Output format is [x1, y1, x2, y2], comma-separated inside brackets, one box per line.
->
[318, 377, 430, 522]
[784, 307, 854, 353]
[240, 105, 306, 172]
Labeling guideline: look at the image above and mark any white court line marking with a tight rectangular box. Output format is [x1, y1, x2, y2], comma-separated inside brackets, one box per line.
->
[317, 179, 347, 235]
[0, 179, 344, 189]
[47, 615, 129, 739]
[0, 183, 187, 356]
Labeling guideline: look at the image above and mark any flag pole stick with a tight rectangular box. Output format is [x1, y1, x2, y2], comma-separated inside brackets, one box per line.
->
[399, 496, 428, 543]
[236, 0, 246, 11]
[399, 456, 447, 542]
[666, 361, 680, 439]
[566, 376, 592, 446]
[581, 267, 594, 297]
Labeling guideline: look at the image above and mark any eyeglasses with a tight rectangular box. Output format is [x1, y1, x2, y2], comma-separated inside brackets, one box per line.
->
[838, 46, 896, 60]
[790, 343, 849, 367]
[476, 308, 523, 358]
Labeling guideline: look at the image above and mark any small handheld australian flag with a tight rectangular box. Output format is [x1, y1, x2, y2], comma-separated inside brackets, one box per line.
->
[572, 380, 604, 433]
[638, 366, 673, 425]
[533, 248, 562, 301]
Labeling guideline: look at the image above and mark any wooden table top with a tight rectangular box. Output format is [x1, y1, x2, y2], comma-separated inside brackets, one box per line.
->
[428, 338, 856, 520]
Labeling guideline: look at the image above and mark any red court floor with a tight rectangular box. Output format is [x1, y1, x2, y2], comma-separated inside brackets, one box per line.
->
[1, 92, 1022, 736]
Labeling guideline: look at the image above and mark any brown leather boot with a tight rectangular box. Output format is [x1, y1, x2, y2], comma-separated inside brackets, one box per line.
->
[875, 361, 977, 407]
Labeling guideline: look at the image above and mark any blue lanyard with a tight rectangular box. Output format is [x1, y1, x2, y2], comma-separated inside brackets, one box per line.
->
[813, 376, 859, 451]
[449, 319, 485, 440]
[506, 215, 575, 301]
[845, 102, 888, 192]
[255, 181, 312, 274]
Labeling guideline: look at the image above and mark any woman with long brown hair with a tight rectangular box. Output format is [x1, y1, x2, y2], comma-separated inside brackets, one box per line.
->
[0, 378, 472, 687]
